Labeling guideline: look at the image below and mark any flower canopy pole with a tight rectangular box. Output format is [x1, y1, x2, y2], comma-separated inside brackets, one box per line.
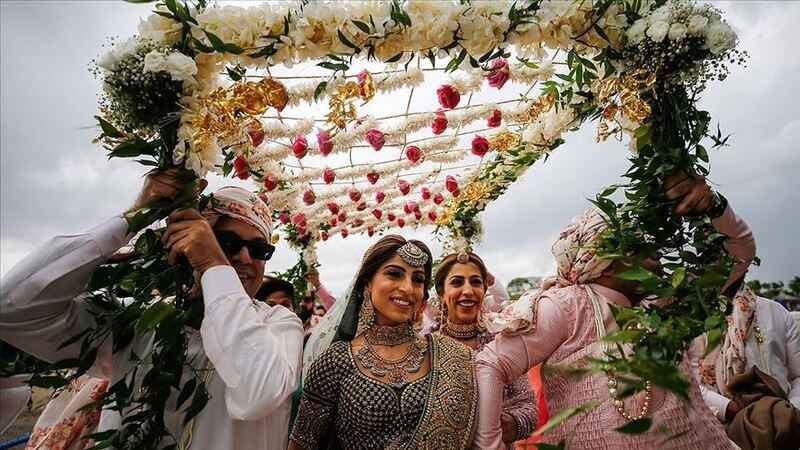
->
[13, 0, 747, 447]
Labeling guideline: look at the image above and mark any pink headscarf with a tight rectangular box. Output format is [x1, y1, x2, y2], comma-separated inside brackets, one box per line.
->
[202, 186, 272, 240]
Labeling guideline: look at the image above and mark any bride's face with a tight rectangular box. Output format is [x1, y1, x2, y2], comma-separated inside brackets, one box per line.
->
[367, 255, 427, 326]
[442, 262, 485, 325]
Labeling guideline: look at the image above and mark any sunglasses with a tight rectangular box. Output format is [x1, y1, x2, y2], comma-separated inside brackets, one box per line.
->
[214, 230, 275, 261]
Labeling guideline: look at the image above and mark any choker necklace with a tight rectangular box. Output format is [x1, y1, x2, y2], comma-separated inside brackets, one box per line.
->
[355, 324, 427, 387]
[441, 321, 479, 340]
[365, 323, 414, 346]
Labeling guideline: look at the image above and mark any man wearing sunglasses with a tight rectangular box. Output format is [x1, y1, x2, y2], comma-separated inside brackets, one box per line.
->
[0, 171, 303, 450]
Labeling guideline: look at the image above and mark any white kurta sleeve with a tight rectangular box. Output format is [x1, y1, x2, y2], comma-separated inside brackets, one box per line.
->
[0, 217, 130, 363]
[783, 307, 800, 409]
[200, 266, 304, 421]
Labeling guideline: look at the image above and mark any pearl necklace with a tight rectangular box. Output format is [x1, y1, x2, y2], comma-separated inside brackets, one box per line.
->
[607, 376, 652, 421]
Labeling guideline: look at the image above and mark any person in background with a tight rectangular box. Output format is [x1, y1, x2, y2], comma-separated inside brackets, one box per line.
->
[255, 276, 295, 310]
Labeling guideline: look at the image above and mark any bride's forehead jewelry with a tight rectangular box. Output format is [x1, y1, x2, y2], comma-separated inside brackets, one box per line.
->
[456, 251, 470, 264]
[397, 242, 428, 267]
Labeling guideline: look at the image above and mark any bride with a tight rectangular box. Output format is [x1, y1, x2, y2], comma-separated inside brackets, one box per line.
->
[289, 235, 477, 450]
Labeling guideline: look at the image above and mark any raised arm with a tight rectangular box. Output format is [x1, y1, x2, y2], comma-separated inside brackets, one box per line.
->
[711, 204, 756, 293]
[475, 295, 570, 449]
[200, 266, 303, 419]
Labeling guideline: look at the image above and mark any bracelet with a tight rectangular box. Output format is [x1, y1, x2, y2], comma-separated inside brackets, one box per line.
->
[707, 191, 728, 219]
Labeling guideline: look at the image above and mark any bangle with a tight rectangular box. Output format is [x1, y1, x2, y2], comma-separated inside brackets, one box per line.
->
[707, 192, 728, 219]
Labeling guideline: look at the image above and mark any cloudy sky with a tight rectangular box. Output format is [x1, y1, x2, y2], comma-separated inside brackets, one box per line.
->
[1, 1, 798, 295]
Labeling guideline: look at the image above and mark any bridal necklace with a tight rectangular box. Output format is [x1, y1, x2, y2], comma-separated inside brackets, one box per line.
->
[441, 321, 479, 340]
[355, 323, 428, 387]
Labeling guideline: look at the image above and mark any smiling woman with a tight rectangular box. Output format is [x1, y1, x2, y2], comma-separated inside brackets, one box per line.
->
[290, 235, 477, 450]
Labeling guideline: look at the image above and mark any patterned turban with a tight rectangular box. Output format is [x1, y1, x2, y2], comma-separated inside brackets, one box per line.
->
[550, 209, 613, 287]
[202, 186, 272, 240]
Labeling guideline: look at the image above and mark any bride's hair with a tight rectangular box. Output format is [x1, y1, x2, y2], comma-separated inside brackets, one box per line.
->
[433, 252, 489, 297]
[334, 235, 433, 342]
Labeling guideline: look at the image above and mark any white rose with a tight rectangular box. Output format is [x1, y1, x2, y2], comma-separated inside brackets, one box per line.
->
[143, 50, 169, 74]
[688, 15, 709, 35]
[705, 20, 736, 55]
[668, 22, 687, 41]
[627, 18, 648, 45]
[138, 13, 183, 44]
[646, 20, 670, 43]
[165, 52, 198, 81]
[650, 5, 671, 23]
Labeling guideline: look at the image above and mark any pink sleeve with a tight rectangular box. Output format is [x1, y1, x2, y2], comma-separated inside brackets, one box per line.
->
[315, 284, 336, 310]
[474, 297, 570, 449]
[712, 205, 756, 292]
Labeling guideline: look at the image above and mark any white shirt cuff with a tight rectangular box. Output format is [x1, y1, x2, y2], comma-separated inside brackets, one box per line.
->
[89, 216, 133, 257]
[201, 265, 248, 308]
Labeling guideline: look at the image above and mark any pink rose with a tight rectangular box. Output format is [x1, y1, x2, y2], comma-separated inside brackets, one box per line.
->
[292, 134, 308, 159]
[398, 179, 410, 195]
[436, 84, 460, 109]
[445, 175, 458, 193]
[340, 228, 349, 238]
[367, 171, 379, 184]
[356, 202, 367, 211]
[486, 58, 510, 89]
[317, 130, 333, 156]
[471, 135, 490, 157]
[348, 188, 361, 203]
[330, 217, 338, 227]
[326, 202, 339, 214]
[428, 211, 437, 221]
[403, 203, 412, 215]
[487, 109, 502, 128]
[247, 123, 265, 147]
[375, 191, 386, 203]
[233, 155, 250, 180]
[323, 167, 335, 184]
[278, 212, 290, 225]
[414, 211, 422, 220]
[353, 218, 364, 228]
[433, 192, 444, 205]
[357, 70, 370, 97]
[337, 210, 347, 222]
[365, 129, 385, 151]
[431, 110, 448, 135]
[421, 187, 431, 200]
[291, 212, 306, 227]
[372, 208, 383, 219]
[405, 145, 422, 164]
[302, 189, 316, 206]
[321, 231, 329, 241]
[263, 173, 279, 191]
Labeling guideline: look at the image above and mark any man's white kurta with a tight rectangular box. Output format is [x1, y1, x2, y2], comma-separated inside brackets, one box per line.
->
[0, 216, 304, 449]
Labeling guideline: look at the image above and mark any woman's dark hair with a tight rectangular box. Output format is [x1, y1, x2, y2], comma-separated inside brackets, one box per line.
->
[433, 252, 489, 297]
[335, 235, 433, 342]
[254, 276, 295, 302]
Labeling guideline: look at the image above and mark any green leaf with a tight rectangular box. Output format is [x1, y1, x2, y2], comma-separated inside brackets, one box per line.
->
[352, 20, 371, 34]
[337, 29, 359, 51]
[616, 266, 655, 281]
[671, 267, 686, 288]
[614, 417, 652, 434]
[704, 327, 722, 356]
[248, 43, 276, 59]
[535, 442, 566, 450]
[314, 81, 328, 102]
[226, 65, 245, 81]
[536, 400, 600, 435]
[176, 377, 197, 408]
[317, 61, 349, 72]
[223, 43, 244, 55]
[136, 302, 175, 334]
[96, 116, 124, 138]
[203, 30, 227, 53]
[446, 49, 467, 73]
[384, 51, 405, 63]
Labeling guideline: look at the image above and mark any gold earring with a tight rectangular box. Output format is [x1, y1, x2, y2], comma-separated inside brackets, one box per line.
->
[356, 288, 375, 335]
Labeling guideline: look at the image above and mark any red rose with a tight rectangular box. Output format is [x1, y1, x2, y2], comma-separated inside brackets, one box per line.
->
[233, 155, 250, 180]
[397, 218, 405, 228]
[291, 212, 306, 227]
[340, 228, 349, 238]
[372, 208, 383, 219]
[445, 175, 458, 193]
[321, 231, 329, 241]
[278, 212, 290, 224]
[487, 109, 502, 128]
[365, 129, 385, 151]
[437, 84, 461, 109]
[317, 130, 333, 156]
[387, 212, 396, 222]
[337, 210, 347, 222]
[431, 110, 448, 135]
[403, 203, 412, 215]
[356, 202, 367, 211]
[367, 227, 375, 237]
[353, 218, 364, 227]
[375, 191, 386, 203]
[322, 167, 336, 184]
[427, 211, 437, 221]
[421, 187, 431, 200]
[326, 202, 339, 214]
[302, 189, 316, 206]
[414, 211, 422, 220]
[357, 70, 370, 97]
[452, 188, 461, 197]
[471, 135, 490, 157]
[348, 188, 361, 203]
[433, 192, 445, 204]
[486, 58, 510, 89]
[263, 173, 279, 191]
[367, 171, 380, 184]
[292, 133, 308, 159]
[298, 226, 306, 236]
[258, 193, 269, 204]
[405, 145, 422, 164]
[246, 122, 265, 147]
[330, 217, 338, 227]
[398, 179, 411, 195]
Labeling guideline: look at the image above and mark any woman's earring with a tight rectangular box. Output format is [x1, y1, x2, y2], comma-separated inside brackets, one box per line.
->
[356, 288, 375, 335]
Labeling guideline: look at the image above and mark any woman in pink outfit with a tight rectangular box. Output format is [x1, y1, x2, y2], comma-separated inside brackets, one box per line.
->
[475, 173, 756, 449]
